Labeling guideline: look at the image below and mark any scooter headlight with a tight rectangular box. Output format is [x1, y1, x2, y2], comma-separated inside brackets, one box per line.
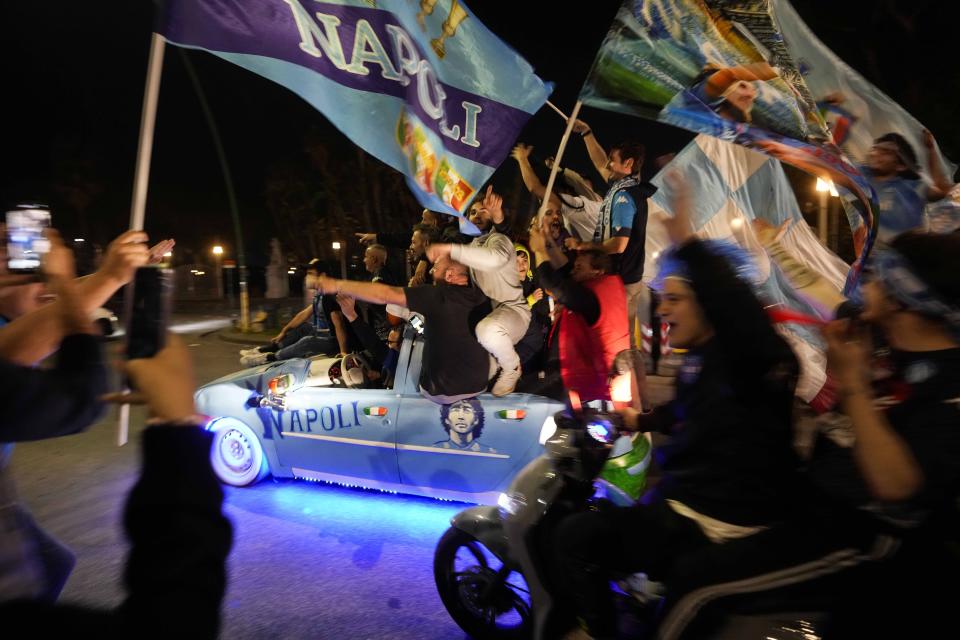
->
[538, 414, 558, 445]
[497, 492, 527, 517]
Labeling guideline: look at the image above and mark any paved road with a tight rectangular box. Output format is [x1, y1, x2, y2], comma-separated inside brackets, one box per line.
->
[12, 316, 467, 640]
[14, 315, 677, 639]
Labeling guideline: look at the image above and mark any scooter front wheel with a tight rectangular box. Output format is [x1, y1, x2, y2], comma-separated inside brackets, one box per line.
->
[434, 526, 532, 640]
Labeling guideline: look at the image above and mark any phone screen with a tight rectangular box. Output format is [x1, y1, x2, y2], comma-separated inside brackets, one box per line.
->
[125, 267, 174, 362]
[6, 208, 51, 273]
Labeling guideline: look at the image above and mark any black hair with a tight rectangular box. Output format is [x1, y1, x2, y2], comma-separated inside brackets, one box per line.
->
[890, 231, 960, 308]
[412, 223, 441, 244]
[609, 141, 646, 173]
[577, 247, 612, 274]
[440, 397, 485, 438]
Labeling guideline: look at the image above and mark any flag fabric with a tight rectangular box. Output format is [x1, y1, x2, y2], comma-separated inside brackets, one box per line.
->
[773, 0, 958, 237]
[159, 0, 551, 220]
[646, 135, 848, 409]
[580, 0, 877, 292]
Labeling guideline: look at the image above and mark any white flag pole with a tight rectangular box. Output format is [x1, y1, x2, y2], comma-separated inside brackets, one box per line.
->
[118, 32, 166, 446]
[130, 33, 166, 231]
[536, 100, 582, 222]
[545, 100, 570, 121]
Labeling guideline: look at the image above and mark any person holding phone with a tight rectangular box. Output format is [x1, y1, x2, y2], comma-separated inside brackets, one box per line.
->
[0, 230, 108, 602]
[1, 335, 232, 638]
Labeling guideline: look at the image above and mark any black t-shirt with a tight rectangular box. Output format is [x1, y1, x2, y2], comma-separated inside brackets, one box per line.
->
[404, 284, 491, 398]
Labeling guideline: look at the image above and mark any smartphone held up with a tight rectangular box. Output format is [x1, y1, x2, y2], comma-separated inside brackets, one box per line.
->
[5, 205, 51, 273]
[124, 266, 174, 363]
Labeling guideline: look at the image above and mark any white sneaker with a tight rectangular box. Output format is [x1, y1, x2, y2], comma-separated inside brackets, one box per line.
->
[238, 347, 260, 357]
[492, 365, 521, 397]
[240, 352, 270, 368]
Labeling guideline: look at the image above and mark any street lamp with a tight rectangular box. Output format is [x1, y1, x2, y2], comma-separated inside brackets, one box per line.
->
[332, 240, 346, 278]
[814, 178, 837, 245]
[211, 245, 224, 299]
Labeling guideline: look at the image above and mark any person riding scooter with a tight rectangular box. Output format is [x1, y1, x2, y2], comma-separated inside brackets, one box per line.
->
[552, 173, 802, 640]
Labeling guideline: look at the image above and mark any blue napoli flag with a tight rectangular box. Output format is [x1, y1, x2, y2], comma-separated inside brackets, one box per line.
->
[159, 0, 551, 218]
[646, 135, 849, 411]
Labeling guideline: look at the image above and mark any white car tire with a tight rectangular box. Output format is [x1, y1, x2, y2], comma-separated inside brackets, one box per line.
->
[208, 417, 270, 487]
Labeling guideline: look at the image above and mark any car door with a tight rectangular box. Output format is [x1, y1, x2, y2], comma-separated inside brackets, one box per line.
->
[395, 389, 556, 504]
[268, 385, 401, 487]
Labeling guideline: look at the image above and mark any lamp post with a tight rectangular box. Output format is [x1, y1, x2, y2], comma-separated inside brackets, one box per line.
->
[212, 245, 224, 299]
[814, 178, 837, 245]
[332, 241, 346, 279]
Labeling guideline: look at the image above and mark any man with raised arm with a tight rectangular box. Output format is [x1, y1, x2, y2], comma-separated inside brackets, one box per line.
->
[426, 187, 531, 396]
[314, 254, 491, 403]
[569, 119, 657, 350]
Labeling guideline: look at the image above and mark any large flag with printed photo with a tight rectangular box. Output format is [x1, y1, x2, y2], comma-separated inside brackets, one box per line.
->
[159, 0, 551, 222]
[646, 135, 848, 410]
[580, 0, 877, 292]
[771, 0, 959, 237]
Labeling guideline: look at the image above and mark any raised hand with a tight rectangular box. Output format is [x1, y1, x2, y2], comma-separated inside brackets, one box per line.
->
[661, 170, 695, 246]
[511, 143, 533, 162]
[100, 230, 151, 284]
[478, 185, 504, 224]
[355, 232, 376, 245]
[148, 239, 176, 264]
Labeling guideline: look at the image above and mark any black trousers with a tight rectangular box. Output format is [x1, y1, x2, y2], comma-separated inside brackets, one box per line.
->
[554, 497, 904, 639]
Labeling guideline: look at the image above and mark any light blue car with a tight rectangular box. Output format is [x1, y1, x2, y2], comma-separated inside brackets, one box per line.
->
[195, 325, 564, 505]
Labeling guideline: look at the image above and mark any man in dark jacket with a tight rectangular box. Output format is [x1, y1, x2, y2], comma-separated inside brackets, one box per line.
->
[555, 176, 801, 640]
[1, 335, 231, 639]
[0, 230, 150, 603]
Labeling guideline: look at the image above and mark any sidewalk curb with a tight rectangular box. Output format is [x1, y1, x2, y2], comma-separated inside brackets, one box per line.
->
[217, 330, 270, 347]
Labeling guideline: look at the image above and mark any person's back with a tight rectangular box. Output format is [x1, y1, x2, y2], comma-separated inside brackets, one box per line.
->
[405, 276, 491, 402]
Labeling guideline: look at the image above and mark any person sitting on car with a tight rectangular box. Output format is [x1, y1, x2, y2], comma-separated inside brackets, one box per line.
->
[524, 217, 629, 404]
[240, 264, 343, 367]
[426, 187, 531, 397]
[335, 293, 402, 388]
[314, 253, 492, 404]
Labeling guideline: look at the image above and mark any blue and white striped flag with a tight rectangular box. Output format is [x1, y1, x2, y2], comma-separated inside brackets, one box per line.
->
[646, 135, 848, 408]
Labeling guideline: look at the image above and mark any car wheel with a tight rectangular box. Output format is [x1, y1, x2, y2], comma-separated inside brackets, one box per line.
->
[207, 417, 270, 486]
[434, 527, 531, 640]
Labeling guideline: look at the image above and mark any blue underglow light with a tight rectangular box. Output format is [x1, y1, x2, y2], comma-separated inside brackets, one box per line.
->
[226, 479, 464, 544]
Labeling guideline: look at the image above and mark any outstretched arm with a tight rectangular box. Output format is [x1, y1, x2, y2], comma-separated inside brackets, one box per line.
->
[317, 274, 407, 307]
[923, 129, 954, 201]
[0, 230, 150, 365]
[511, 144, 547, 200]
[447, 234, 512, 271]
[572, 119, 611, 182]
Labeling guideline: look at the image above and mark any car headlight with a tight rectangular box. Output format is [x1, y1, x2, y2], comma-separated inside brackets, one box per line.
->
[497, 492, 527, 517]
[538, 414, 558, 445]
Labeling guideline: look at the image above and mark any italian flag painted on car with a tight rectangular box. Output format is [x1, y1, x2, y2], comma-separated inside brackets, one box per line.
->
[496, 409, 526, 420]
[364, 406, 388, 417]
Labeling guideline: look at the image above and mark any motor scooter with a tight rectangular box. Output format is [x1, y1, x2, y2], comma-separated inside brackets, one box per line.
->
[433, 402, 832, 640]
[433, 402, 633, 639]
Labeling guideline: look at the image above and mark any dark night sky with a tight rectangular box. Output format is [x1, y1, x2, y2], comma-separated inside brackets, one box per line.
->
[0, 1, 955, 267]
